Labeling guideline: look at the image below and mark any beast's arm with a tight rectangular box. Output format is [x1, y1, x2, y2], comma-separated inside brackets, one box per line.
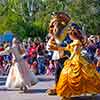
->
[48, 37, 68, 51]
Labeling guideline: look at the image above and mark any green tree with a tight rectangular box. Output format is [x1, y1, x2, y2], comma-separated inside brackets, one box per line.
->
[0, 0, 99, 40]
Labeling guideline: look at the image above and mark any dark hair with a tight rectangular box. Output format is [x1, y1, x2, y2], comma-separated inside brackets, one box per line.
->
[69, 27, 84, 46]
[70, 23, 83, 40]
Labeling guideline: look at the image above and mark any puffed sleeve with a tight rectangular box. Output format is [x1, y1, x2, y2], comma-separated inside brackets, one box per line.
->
[69, 40, 81, 60]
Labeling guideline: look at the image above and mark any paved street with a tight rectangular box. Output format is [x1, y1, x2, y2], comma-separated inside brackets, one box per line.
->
[0, 75, 100, 100]
[0, 75, 60, 100]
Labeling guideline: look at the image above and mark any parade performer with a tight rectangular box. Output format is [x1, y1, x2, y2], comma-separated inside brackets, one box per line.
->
[0, 38, 38, 91]
[46, 12, 72, 95]
[56, 25, 100, 99]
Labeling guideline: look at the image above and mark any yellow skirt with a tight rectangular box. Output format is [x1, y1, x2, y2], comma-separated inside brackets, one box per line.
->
[56, 55, 100, 97]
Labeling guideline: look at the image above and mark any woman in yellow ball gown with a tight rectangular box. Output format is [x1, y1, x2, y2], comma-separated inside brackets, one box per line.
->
[56, 27, 100, 99]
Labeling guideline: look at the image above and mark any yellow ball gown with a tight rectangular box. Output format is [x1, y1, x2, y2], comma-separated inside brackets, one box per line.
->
[56, 40, 100, 97]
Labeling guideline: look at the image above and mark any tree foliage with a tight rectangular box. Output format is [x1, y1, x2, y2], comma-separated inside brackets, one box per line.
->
[0, 0, 99, 40]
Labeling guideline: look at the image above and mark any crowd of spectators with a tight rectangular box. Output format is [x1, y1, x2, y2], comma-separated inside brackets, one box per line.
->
[0, 35, 100, 76]
[82, 35, 100, 72]
[0, 37, 56, 76]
